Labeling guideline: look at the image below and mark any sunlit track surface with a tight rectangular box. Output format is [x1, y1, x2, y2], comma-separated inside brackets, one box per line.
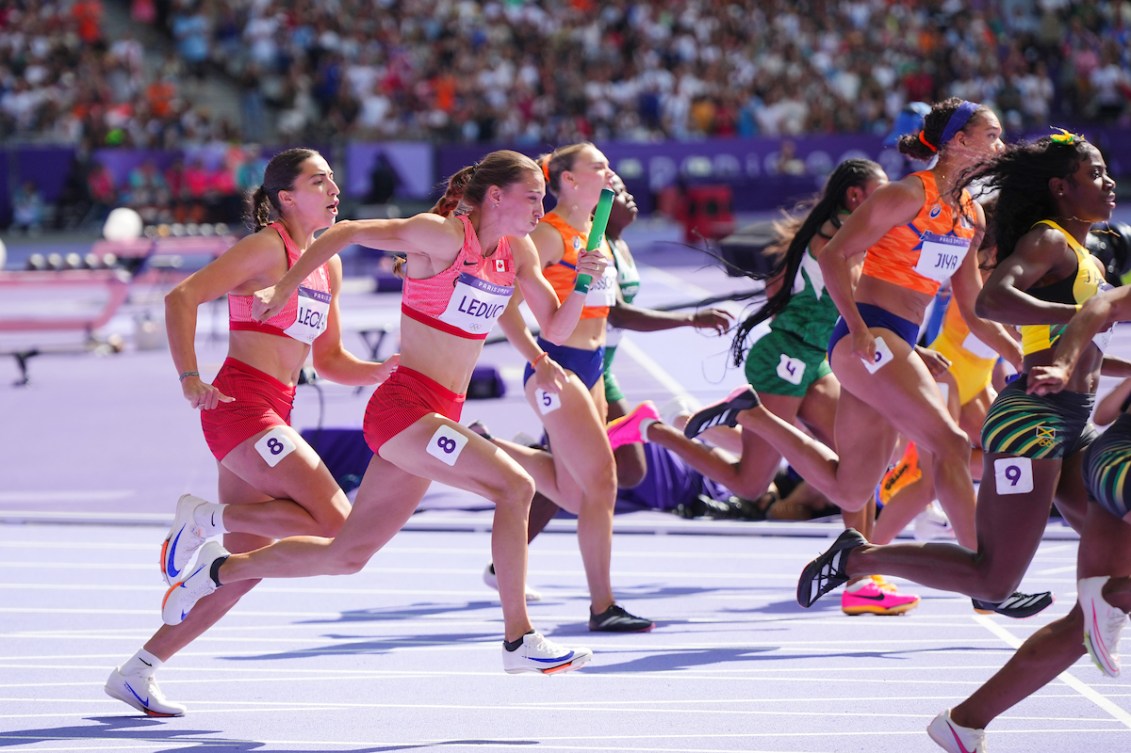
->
[5, 236, 1131, 751]
[0, 521, 1129, 753]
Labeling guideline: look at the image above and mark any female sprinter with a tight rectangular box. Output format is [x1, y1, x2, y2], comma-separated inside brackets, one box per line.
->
[796, 132, 1120, 630]
[924, 134, 1126, 753]
[105, 148, 399, 716]
[486, 143, 653, 631]
[161, 150, 599, 675]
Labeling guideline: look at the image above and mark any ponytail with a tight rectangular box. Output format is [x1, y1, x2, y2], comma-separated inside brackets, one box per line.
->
[431, 165, 476, 216]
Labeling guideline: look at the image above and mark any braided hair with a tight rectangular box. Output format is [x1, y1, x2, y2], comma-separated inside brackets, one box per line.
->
[957, 136, 1096, 264]
[430, 150, 541, 217]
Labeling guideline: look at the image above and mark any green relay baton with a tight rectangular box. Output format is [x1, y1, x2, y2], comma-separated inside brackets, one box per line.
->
[574, 187, 615, 294]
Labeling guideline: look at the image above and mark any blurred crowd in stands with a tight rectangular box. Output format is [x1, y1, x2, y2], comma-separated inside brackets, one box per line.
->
[2, 0, 1130, 234]
[2, 0, 1130, 151]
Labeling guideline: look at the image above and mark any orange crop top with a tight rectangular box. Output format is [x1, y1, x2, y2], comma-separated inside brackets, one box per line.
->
[228, 222, 331, 345]
[539, 213, 618, 320]
[860, 171, 977, 296]
[400, 215, 515, 340]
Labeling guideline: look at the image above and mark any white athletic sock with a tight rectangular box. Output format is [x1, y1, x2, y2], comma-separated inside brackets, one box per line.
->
[639, 417, 656, 442]
[194, 502, 227, 534]
[126, 648, 164, 677]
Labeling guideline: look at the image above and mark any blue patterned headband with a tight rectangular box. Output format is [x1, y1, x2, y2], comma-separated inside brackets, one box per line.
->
[939, 101, 980, 147]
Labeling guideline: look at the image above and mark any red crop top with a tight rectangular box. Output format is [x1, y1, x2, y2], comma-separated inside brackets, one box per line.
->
[401, 215, 516, 339]
[229, 222, 332, 345]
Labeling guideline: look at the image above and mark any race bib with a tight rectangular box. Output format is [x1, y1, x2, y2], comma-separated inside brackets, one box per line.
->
[994, 457, 1034, 495]
[254, 427, 297, 468]
[536, 388, 562, 414]
[438, 273, 513, 336]
[915, 232, 970, 283]
[585, 264, 618, 307]
[776, 354, 806, 385]
[861, 336, 894, 374]
[282, 286, 331, 344]
[426, 425, 468, 467]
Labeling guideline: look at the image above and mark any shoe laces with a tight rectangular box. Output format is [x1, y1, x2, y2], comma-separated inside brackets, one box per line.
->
[526, 631, 563, 656]
[870, 575, 899, 593]
[1099, 602, 1128, 636]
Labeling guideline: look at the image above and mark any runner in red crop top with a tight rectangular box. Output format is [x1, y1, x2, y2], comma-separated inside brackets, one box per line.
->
[178, 149, 603, 675]
[400, 215, 516, 339]
[108, 149, 398, 717]
[228, 221, 331, 343]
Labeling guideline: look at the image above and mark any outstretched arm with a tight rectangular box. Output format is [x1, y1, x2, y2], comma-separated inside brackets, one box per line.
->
[254, 214, 459, 320]
[311, 256, 400, 386]
[607, 301, 733, 335]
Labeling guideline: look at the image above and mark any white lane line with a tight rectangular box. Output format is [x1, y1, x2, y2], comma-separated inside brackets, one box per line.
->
[0, 490, 135, 502]
[617, 337, 694, 396]
[976, 614, 1131, 729]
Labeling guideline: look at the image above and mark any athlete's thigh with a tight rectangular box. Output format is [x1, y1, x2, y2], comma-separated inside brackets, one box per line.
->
[379, 412, 532, 501]
[795, 374, 840, 447]
[606, 397, 631, 422]
[832, 329, 960, 450]
[1051, 448, 1089, 533]
[330, 452, 432, 558]
[221, 424, 348, 518]
[975, 452, 1063, 576]
[526, 373, 613, 484]
[832, 387, 900, 493]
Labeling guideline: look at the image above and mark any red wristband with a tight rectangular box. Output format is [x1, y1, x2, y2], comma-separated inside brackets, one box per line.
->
[531, 352, 549, 367]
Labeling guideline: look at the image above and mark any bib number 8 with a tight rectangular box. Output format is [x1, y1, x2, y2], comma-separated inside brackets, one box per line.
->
[427, 425, 468, 467]
[254, 427, 297, 468]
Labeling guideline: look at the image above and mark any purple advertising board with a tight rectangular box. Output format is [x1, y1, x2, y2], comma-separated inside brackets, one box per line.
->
[4, 127, 1131, 229]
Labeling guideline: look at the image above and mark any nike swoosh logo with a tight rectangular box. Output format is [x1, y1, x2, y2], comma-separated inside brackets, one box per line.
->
[531, 650, 574, 663]
[946, 721, 975, 753]
[846, 591, 887, 601]
[165, 529, 184, 578]
[125, 681, 150, 708]
[463, 260, 477, 266]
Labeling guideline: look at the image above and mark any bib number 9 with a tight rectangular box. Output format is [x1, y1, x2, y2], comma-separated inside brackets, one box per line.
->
[993, 457, 1033, 495]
